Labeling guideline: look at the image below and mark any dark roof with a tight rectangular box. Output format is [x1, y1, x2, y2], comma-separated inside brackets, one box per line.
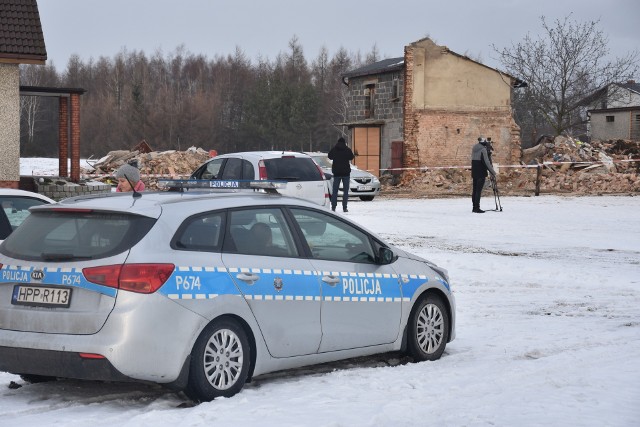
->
[0, 0, 47, 62]
[342, 57, 404, 80]
[618, 80, 640, 95]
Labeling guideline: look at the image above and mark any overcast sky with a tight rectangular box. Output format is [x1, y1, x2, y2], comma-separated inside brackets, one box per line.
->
[37, 0, 639, 71]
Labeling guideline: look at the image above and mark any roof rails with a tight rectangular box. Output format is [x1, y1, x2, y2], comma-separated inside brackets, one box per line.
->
[157, 179, 287, 194]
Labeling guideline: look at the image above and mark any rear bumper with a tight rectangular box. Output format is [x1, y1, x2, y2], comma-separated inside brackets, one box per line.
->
[0, 346, 131, 382]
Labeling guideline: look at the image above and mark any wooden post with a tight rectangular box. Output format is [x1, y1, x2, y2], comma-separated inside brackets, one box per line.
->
[535, 164, 542, 196]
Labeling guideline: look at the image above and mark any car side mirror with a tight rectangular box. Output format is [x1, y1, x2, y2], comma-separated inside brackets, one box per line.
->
[324, 172, 333, 180]
[378, 247, 394, 265]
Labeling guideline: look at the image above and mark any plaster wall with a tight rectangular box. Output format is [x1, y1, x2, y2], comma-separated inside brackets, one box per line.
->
[0, 63, 20, 184]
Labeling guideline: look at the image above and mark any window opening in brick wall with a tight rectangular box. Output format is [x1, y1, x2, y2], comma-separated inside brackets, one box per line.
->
[391, 73, 400, 101]
[606, 116, 615, 122]
[365, 84, 376, 118]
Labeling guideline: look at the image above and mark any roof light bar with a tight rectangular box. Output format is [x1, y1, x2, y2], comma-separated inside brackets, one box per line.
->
[157, 179, 287, 191]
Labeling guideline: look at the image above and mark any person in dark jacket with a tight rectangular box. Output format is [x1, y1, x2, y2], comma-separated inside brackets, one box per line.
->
[328, 137, 355, 212]
[471, 137, 496, 213]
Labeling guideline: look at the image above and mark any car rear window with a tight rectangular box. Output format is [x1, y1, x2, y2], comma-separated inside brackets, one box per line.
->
[264, 157, 322, 181]
[0, 211, 156, 261]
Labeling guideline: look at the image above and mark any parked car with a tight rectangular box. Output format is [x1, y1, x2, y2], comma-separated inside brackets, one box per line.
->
[190, 151, 329, 206]
[0, 189, 55, 243]
[0, 184, 455, 402]
[306, 152, 381, 201]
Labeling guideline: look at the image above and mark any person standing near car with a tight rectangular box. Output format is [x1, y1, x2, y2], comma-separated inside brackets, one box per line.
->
[115, 163, 145, 192]
[471, 137, 496, 213]
[328, 137, 354, 212]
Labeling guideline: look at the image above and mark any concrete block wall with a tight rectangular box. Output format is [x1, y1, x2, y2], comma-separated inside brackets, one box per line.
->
[34, 178, 111, 201]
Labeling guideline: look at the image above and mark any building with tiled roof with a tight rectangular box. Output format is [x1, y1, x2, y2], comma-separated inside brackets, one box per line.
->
[0, 0, 47, 188]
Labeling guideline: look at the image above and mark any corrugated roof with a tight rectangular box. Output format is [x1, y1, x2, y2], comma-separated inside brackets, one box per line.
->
[342, 57, 404, 79]
[0, 0, 47, 62]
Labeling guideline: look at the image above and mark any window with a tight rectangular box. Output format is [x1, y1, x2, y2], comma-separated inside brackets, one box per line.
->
[225, 208, 298, 257]
[290, 208, 376, 264]
[606, 116, 615, 122]
[365, 83, 375, 118]
[391, 73, 400, 101]
[174, 212, 224, 251]
[0, 196, 50, 238]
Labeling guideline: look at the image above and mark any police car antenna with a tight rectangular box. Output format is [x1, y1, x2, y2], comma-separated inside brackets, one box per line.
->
[124, 174, 142, 198]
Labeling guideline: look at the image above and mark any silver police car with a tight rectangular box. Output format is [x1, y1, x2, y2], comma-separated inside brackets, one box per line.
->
[0, 182, 455, 402]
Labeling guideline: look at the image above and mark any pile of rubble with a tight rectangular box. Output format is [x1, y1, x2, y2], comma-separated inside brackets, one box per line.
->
[384, 136, 640, 197]
[85, 146, 211, 189]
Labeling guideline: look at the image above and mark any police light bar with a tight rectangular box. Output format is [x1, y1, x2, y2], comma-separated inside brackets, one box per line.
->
[157, 179, 287, 191]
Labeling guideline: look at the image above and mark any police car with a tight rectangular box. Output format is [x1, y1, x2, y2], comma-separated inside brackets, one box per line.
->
[0, 181, 455, 402]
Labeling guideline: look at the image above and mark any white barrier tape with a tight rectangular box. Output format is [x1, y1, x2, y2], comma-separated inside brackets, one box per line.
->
[377, 158, 639, 173]
[78, 158, 639, 178]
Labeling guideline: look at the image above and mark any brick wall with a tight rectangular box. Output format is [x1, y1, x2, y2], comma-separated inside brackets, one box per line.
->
[403, 42, 521, 169]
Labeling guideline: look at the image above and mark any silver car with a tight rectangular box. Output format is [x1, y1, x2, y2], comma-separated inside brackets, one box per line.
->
[307, 152, 381, 201]
[190, 151, 329, 206]
[0, 184, 455, 402]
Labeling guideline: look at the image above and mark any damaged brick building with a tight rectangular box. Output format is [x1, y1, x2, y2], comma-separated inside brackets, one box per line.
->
[341, 37, 526, 176]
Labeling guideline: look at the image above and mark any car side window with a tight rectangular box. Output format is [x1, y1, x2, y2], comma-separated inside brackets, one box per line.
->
[200, 159, 224, 179]
[221, 158, 243, 180]
[242, 160, 255, 180]
[290, 208, 376, 264]
[174, 212, 224, 252]
[224, 208, 298, 257]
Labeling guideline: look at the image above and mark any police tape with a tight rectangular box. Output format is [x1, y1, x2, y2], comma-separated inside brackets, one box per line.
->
[376, 157, 639, 173]
[79, 158, 639, 179]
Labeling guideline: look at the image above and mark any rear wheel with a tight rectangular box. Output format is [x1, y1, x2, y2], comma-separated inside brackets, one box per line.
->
[359, 196, 374, 201]
[185, 318, 250, 402]
[407, 294, 449, 361]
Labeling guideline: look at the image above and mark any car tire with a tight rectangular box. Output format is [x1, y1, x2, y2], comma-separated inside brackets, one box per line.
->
[359, 196, 375, 201]
[185, 318, 251, 402]
[407, 294, 449, 361]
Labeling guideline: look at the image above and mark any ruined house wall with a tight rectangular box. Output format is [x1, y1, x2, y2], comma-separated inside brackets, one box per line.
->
[403, 38, 521, 169]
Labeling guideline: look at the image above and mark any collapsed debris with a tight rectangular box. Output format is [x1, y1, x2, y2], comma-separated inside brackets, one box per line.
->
[384, 136, 639, 196]
[86, 146, 211, 189]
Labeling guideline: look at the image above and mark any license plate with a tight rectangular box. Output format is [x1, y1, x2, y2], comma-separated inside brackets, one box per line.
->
[357, 185, 373, 191]
[12, 285, 72, 308]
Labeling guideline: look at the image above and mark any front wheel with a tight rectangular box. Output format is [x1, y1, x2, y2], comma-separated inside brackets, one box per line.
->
[407, 294, 449, 361]
[185, 318, 251, 402]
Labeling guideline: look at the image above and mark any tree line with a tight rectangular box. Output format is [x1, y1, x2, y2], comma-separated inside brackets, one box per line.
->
[19, 37, 381, 158]
[19, 17, 639, 157]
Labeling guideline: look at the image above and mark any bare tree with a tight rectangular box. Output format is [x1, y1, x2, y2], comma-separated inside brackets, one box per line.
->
[494, 15, 639, 137]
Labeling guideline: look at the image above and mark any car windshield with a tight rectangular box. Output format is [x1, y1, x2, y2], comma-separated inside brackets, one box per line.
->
[263, 157, 322, 181]
[0, 211, 156, 261]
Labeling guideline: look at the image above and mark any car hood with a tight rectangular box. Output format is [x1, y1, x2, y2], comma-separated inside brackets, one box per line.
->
[391, 245, 450, 283]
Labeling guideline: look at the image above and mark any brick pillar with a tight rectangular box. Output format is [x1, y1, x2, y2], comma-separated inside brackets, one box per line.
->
[59, 97, 69, 177]
[70, 93, 80, 182]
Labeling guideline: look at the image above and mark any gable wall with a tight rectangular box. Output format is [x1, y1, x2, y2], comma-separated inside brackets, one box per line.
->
[403, 39, 521, 169]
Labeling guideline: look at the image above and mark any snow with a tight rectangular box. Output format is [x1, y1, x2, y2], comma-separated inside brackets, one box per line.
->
[3, 159, 639, 426]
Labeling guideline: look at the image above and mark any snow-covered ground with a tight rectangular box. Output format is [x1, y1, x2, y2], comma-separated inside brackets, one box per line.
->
[3, 159, 639, 426]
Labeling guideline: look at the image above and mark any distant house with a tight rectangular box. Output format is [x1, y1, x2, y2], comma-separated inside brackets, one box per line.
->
[0, 0, 47, 188]
[586, 81, 640, 141]
[341, 37, 525, 176]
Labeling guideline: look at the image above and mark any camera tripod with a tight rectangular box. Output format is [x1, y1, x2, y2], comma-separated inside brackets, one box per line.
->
[487, 175, 503, 212]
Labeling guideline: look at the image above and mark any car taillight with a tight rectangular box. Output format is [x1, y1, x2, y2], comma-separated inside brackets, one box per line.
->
[315, 163, 325, 179]
[258, 160, 267, 180]
[83, 263, 175, 294]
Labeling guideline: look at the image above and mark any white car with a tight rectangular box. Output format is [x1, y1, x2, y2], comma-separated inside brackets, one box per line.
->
[307, 152, 381, 201]
[190, 151, 329, 206]
[0, 183, 455, 402]
[0, 189, 55, 243]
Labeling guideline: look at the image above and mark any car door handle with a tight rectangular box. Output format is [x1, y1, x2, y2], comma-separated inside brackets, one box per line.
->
[236, 273, 259, 284]
[322, 275, 340, 286]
